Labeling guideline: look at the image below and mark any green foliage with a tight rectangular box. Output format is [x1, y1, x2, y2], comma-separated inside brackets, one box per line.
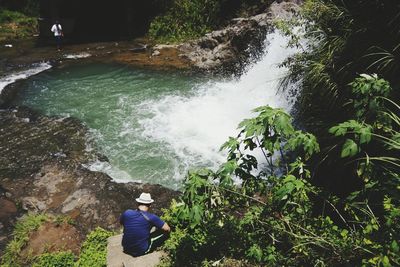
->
[148, 0, 224, 42]
[0, 9, 28, 24]
[75, 227, 113, 267]
[278, 0, 400, 137]
[350, 74, 391, 121]
[148, 0, 276, 42]
[1, 216, 113, 267]
[1, 213, 48, 267]
[32, 251, 75, 267]
[0, 9, 38, 41]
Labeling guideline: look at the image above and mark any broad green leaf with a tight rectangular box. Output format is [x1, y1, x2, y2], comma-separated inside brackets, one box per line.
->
[359, 126, 372, 144]
[220, 137, 239, 152]
[329, 125, 347, 136]
[391, 240, 399, 253]
[341, 139, 359, 158]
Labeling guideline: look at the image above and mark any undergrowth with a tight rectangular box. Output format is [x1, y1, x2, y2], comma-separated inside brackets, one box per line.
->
[75, 227, 113, 267]
[0, 9, 38, 42]
[32, 251, 76, 267]
[148, 0, 223, 43]
[1, 214, 113, 267]
[0, 213, 48, 267]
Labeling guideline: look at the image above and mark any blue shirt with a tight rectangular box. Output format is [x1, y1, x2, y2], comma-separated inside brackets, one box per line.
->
[120, 209, 165, 256]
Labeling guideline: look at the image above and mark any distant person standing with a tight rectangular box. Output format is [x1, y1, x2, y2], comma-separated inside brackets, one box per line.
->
[51, 21, 63, 51]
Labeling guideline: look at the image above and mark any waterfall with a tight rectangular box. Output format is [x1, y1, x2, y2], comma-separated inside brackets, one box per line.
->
[137, 31, 298, 184]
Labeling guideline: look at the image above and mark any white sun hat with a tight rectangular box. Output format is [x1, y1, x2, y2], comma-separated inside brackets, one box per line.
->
[135, 192, 154, 204]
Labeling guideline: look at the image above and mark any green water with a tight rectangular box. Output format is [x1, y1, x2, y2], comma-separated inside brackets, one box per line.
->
[14, 63, 206, 189]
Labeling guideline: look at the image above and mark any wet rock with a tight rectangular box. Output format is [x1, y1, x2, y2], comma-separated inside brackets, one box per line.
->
[177, 0, 300, 73]
[0, 108, 89, 179]
[0, 198, 17, 219]
[129, 45, 147, 53]
[96, 153, 109, 162]
[153, 44, 178, 50]
[21, 197, 47, 211]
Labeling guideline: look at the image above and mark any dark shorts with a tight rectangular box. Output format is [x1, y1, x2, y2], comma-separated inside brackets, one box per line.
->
[123, 230, 168, 257]
[55, 35, 62, 45]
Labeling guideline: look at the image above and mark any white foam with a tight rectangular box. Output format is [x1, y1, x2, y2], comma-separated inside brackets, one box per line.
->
[64, 52, 91, 59]
[83, 160, 139, 183]
[138, 31, 298, 179]
[0, 62, 52, 94]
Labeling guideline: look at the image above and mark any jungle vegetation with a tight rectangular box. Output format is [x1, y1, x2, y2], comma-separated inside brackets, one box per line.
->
[0, 213, 113, 267]
[149, 0, 274, 42]
[0, 0, 39, 41]
[157, 0, 400, 266]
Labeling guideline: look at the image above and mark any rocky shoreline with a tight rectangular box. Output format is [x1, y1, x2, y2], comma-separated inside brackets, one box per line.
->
[0, 0, 299, 257]
[0, 107, 179, 255]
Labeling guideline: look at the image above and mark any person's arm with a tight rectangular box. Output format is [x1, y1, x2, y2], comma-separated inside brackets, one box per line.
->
[150, 214, 171, 232]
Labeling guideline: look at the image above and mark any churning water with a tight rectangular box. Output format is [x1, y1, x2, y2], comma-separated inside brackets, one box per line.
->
[12, 31, 297, 189]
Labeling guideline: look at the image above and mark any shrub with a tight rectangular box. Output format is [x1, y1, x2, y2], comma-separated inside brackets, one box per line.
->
[32, 251, 76, 267]
[0, 9, 38, 41]
[75, 227, 113, 267]
[0, 9, 27, 23]
[148, 0, 224, 42]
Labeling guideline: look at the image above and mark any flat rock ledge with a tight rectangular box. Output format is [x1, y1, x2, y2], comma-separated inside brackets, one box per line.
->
[107, 234, 165, 267]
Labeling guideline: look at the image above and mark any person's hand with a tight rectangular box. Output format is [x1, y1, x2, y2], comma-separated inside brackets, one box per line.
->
[162, 223, 171, 232]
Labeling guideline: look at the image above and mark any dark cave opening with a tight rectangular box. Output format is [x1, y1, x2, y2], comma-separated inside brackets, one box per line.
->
[39, 0, 163, 42]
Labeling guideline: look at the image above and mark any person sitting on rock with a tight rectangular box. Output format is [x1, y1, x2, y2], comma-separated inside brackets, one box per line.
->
[120, 192, 171, 257]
